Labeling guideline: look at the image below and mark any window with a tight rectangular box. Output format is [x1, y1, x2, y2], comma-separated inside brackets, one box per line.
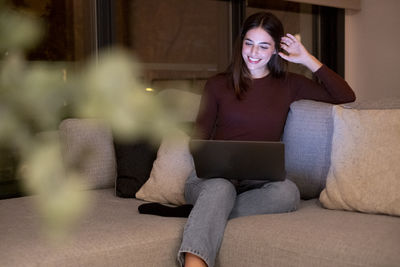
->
[11, 0, 344, 85]
[112, 0, 232, 93]
[109, 0, 344, 88]
[10, 0, 97, 63]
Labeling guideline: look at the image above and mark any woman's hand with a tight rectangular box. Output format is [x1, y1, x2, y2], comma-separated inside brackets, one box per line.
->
[279, 33, 322, 73]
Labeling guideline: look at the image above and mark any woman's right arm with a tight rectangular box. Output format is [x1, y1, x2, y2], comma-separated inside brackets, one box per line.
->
[191, 79, 219, 140]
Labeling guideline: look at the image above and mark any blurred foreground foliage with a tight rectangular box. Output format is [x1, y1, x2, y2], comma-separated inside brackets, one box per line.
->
[0, 1, 177, 240]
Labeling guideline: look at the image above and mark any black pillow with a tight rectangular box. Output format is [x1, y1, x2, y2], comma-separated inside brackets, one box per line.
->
[113, 122, 194, 198]
[114, 139, 160, 198]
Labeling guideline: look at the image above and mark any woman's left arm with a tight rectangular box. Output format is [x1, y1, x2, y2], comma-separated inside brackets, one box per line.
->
[279, 34, 356, 104]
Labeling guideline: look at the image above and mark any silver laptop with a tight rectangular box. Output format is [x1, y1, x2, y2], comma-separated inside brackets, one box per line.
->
[189, 139, 286, 181]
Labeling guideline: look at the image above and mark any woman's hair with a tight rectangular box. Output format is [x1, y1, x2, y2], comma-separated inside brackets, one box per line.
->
[227, 12, 287, 99]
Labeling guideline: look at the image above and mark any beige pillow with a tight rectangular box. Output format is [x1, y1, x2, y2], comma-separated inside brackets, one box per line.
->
[135, 130, 194, 205]
[320, 106, 400, 216]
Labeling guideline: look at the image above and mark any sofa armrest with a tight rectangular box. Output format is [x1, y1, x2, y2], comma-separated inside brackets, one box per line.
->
[59, 119, 116, 190]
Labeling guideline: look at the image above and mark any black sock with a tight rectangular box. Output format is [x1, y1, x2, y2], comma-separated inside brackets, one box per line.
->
[138, 203, 193, 217]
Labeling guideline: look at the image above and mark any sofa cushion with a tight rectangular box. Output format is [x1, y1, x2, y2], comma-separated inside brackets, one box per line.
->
[217, 199, 400, 267]
[283, 100, 334, 199]
[1, 190, 399, 267]
[114, 139, 160, 198]
[135, 130, 194, 205]
[0, 189, 186, 267]
[59, 119, 116, 190]
[320, 106, 400, 216]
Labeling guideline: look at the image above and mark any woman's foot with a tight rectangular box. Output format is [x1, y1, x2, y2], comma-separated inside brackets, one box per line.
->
[185, 253, 207, 267]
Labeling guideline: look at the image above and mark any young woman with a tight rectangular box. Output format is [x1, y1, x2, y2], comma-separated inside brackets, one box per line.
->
[178, 12, 355, 267]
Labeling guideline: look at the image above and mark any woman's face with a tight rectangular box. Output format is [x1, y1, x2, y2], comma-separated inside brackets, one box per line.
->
[242, 27, 276, 78]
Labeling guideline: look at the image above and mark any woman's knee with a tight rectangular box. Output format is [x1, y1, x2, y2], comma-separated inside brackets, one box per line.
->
[264, 179, 300, 212]
[199, 179, 237, 217]
[185, 177, 236, 205]
[202, 178, 236, 199]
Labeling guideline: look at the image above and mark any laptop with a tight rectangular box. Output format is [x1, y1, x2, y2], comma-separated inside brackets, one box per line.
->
[189, 139, 286, 181]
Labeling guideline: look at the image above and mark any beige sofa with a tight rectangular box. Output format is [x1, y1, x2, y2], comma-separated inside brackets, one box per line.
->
[1, 93, 399, 267]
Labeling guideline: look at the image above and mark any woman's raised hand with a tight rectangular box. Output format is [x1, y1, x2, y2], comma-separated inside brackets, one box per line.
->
[279, 33, 322, 73]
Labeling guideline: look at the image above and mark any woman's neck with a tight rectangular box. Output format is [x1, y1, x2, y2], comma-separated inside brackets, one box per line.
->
[251, 69, 270, 79]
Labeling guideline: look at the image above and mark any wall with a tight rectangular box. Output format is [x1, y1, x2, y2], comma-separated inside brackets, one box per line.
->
[345, 0, 400, 102]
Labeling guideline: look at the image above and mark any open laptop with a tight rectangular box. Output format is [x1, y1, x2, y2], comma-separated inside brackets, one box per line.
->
[189, 139, 286, 181]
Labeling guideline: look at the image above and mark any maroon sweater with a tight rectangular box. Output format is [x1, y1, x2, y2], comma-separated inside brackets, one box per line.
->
[193, 65, 356, 141]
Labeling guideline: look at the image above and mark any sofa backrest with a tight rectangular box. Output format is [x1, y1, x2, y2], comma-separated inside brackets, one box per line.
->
[282, 97, 400, 199]
[58, 89, 338, 199]
[282, 100, 334, 199]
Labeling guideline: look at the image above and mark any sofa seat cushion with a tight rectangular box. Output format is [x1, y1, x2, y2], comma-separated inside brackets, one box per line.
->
[0, 189, 186, 267]
[1, 190, 399, 267]
[218, 199, 400, 267]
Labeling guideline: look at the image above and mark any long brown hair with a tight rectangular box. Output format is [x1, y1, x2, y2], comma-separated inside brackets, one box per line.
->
[227, 12, 287, 100]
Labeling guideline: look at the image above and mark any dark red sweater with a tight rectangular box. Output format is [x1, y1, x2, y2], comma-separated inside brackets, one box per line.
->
[193, 65, 356, 141]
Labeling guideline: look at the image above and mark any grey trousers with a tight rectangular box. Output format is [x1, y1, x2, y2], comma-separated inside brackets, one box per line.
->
[177, 170, 300, 267]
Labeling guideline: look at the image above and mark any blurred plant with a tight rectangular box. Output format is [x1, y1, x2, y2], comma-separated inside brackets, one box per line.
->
[0, 1, 176, 240]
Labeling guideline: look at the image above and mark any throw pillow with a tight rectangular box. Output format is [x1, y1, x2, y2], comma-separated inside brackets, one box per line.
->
[319, 106, 400, 216]
[135, 130, 194, 205]
[114, 139, 160, 198]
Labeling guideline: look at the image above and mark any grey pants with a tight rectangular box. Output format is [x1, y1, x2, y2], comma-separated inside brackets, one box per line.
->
[177, 170, 300, 267]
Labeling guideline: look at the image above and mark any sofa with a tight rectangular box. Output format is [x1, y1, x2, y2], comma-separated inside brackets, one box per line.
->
[1, 89, 399, 267]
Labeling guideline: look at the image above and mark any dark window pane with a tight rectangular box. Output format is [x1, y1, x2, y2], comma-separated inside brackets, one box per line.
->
[11, 0, 96, 62]
[113, 0, 231, 93]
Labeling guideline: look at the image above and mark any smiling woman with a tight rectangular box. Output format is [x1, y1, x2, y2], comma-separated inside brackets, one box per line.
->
[176, 11, 355, 267]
